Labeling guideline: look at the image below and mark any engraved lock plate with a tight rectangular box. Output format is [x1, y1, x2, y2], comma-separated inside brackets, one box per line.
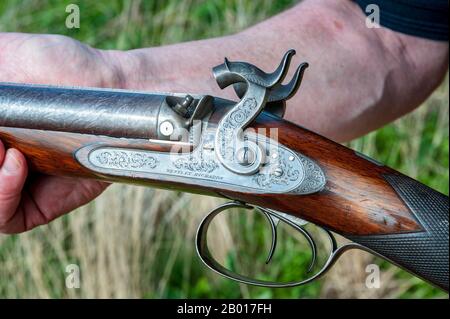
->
[75, 129, 326, 195]
[75, 50, 326, 195]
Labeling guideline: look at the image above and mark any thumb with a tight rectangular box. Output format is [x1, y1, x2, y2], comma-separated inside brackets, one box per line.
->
[0, 143, 28, 227]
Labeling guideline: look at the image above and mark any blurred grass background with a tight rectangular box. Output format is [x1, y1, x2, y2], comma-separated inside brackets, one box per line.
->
[0, 0, 448, 298]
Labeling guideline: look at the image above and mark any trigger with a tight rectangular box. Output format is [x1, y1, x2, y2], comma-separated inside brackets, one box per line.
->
[269, 215, 281, 228]
[264, 213, 280, 264]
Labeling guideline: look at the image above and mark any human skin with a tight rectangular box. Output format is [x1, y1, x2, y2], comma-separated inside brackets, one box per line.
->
[0, 0, 448, 233]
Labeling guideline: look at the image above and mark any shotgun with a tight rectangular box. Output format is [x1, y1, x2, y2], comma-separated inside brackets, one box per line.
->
[0, 50, 448, 291]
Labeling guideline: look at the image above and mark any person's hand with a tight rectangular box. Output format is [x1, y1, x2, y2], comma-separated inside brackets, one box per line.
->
[0, 33, 123, 234]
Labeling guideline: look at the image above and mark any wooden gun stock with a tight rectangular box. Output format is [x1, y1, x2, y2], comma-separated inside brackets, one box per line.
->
[0, 110, 448, 291]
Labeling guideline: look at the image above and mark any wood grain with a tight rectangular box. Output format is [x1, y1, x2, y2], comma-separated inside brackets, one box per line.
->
[0, 111, 423, 236]
[222, 113, 423, 235]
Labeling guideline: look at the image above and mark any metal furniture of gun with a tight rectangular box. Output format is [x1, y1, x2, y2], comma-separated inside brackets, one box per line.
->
[0, 50, 448, 291]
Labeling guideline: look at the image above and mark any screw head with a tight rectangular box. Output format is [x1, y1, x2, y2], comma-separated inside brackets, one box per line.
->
[160, 121, 174, 137]
[272, 166, 284, 177]
[236, 147, 256, 166]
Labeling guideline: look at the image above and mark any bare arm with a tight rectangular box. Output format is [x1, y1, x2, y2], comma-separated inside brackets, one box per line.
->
[110, 0, 449, 142]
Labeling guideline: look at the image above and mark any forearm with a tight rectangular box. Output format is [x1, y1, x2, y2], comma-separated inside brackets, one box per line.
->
[110, 0, 448, 141]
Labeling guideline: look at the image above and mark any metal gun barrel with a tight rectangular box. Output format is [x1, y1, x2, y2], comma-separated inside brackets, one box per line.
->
[0, 83, 164, 139]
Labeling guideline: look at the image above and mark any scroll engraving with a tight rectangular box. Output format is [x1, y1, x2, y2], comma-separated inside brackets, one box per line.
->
[253, 149, 302, 188]
[80, 133, 325, 195]
[217, 97, 258, 160]
[95, 151, 159, 169]
[173, 157, 219, 173]
[293, 156, 326, 194]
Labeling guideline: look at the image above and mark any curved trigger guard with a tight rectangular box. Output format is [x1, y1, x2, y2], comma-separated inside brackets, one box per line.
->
[195, 201, 365, 288]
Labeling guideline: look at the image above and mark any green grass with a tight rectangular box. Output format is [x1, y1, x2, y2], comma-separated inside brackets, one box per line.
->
[0, 0, 448, 299]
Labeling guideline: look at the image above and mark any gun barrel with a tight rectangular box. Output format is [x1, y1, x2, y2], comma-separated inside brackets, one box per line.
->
[0, 83, 163, 139]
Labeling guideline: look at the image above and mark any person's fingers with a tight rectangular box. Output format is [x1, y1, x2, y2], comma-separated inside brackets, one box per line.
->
[0, 146, 28, 228]
[1, 176, 108, 234]
[26, 176, 109, 221]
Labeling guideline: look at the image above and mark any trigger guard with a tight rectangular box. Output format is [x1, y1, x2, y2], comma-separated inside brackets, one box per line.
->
[195, 201, 363, 288]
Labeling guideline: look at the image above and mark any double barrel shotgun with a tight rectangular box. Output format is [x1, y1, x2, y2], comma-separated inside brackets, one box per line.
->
[0, 50, 448, 290]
